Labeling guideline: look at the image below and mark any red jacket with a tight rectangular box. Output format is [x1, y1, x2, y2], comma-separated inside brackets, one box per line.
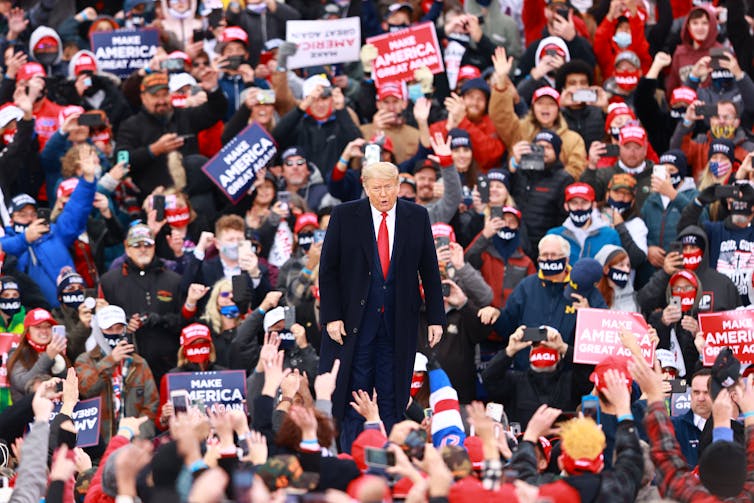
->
[84, 434, 130, 503]
[593, 14, 652, 79]
[522, 0, 590, 48]
[429, 115, 504, 172]
[32, 98, 64, 150]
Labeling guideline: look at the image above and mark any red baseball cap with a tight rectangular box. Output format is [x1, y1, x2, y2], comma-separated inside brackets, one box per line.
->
[17, 62, 46, 82]
[502, 206, 522, 220]
[294, 212, 319, 234]
[377, 81, 403, 101]
[564, 182, 595, 203]
[180, 323, 212, 346]
[56, 177, 80, 200]
[350, 429, 387, 471]
[619, 125, 647, 147]
[220, 26, 249, 45]
[463, 436, 484, 470]
[24, 308, 58, 328]
[605, 102, 635, 131]
[670, 86, 697, 107]
[58, 105, 85, 126]
[431, 222, 456, 242]
[589, 355, 632, 391]
[539, 43, 567, 60]
[458, 65, 481, 82]
[167, 51, 191, 65]
[72, 52, 98, 76]
[370, 133, 394, 153]
[532, 86, 560, 105]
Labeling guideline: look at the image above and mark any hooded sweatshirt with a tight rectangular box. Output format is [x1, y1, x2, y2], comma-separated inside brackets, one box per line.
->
[159, 0, 201, 48]
[666, 6, 722, 94]
[29, 26, 63, 68]
[546, 208, 622, 265]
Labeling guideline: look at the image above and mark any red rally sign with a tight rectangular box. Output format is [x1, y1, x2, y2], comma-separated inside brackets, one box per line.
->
[573, 308, 654, 365]
[367, 22, 444, 86]
[698, 309, 754, 366]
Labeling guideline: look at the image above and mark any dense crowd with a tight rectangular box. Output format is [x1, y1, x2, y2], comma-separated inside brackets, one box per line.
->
[0, 0, 754, 501]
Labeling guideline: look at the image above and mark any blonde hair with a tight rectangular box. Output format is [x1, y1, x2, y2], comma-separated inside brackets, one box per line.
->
[61, 144, 96, 178]
[201, 278, 232, 334]
[560, 417, 606, 460]
[362, 161, 399, 183]
[698, 161, 728, 220]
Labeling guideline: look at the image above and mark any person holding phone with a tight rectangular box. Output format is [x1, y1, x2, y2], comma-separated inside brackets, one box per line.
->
[75, 305, 158, 442]
[214, 27, 268, 121]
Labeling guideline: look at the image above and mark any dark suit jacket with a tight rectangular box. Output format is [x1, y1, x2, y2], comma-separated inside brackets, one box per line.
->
[318, 198, 446, 420]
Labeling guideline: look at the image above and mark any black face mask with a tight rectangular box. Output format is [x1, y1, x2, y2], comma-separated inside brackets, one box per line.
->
[35, 52, 57, 66]
[103, 331, 125, 349]
[496, 227, 518, 241]
[13, 222, 28, 234]
[538, 257, 566, 277]
[60, 291, 85, 309]
[569, 208, 591, 227]
[0, 298, 21, 317]
[608, 267, 629, 289]
[670, 173, 682, 188]
[298, 232, 314, 252]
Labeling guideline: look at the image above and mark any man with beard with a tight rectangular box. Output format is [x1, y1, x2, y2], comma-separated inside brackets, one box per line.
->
[410, 137, 462, 224]
[677, 178, 754, 305]
[360, 82, 419, 165]
[99, 224, 185, 383]
[116, 68, 227, 197]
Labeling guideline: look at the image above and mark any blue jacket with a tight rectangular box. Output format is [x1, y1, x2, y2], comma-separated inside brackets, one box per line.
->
[641, 186, 698, 249]
[219, 74, 268, 122]
[0, 178, 96, 307]
[492, 269, 607, 369]
[547, 212, 621, 264]
[671, 409, 702, 468]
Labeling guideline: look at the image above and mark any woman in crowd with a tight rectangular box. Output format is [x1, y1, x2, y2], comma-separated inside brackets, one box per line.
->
[595, 245, 638, 312]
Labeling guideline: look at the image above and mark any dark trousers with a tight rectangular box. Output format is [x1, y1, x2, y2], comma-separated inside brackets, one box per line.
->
[339, 313, 397, 453]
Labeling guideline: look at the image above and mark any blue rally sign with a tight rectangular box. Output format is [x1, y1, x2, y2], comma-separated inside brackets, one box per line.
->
[50, 397, 102, 447]
[201, 123, 277, 204]
[166, 370, 247, 412]
[91, 29, 159, 78]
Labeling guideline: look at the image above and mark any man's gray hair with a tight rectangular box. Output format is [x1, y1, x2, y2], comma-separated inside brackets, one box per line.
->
[538, 234, 571, 258]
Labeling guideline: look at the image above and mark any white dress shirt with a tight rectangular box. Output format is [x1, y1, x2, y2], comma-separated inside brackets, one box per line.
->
[370, 203, 396, 259]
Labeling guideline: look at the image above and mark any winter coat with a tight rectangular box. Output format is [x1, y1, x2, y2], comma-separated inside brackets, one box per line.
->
[640, 179, 698, 250]
[429, 116, 504, 173]
[560, 105, 606, 152]
[225, 3, 300, 65]
[547, 210, 622, 265]
[666, 6, 723, 94]
[360, 122, 420, 165]
[580, 161, 655, 210]
[489, 78, 587, 179]
[593, 13, 652, 79]
[0, 178, 96, 307]
[671, 409, 704, 468]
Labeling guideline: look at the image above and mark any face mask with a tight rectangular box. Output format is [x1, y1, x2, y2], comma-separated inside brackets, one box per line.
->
[496, 227, 518, 241]
[407, 83, 424, 102]
[569, 208, 591, 227]
[730, 199, 752, 215]
[220, 304, 240, 319]
[103, 331, 125, 349]
[538, 257, 567, 276]
[248, 2, 267, 13]
[184, 341, 212, 363]
[3, 130, 15, 144]
[60, 291, 85, 309]
[709, 160, 731, 178]
[670, 107, 687, 119]
[613, 32, 632, 48]
[298, 232, 314, 252]
[13, 222, 28, 234]
[608, 267, 629, 288]
[410, 372, 424, 397]
[711, 125, 736, 139]
[609, 127, 622, 140]
[614, 70, 640, 92]
[0, 299, 21, 317]
[607, 197, 632, 214]
[683, 248, 703, 270]
[220, 242, 239, 261]
[676, 290, 696, 313]
[388, 23, 410, 33]
[35, 52, 57, 66]
[447, 32, 471, 46]
[670, 173, 683, 188]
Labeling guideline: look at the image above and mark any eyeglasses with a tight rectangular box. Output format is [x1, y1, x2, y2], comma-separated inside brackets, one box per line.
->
[285, 159, 306, 167]
[192, 60, 210, 68]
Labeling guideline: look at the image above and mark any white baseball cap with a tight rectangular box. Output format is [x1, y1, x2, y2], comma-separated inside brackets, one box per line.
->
[97, 305, 127, 329]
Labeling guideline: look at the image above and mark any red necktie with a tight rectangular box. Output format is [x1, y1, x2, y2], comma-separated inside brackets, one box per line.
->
[378, 212, 390, 278]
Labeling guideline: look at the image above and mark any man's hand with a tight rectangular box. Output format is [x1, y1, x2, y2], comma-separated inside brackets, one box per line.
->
[712, 388, 734, 428]
[32, 380, 57, 422]
[443, 279, 467, 307]
[601, 369, 631, 417]
[340, 138, 366, 165]
[522, 404, 561, 443]
[261, 350, 289, 397]
[197, 64, 219, 91]
[256, 332, 280, 372]
[111, 339, 135, 363]
[24, 218, 49, 244]
[314, 359, 340, 402]
[491, 46, 513, 83]
[683, 100, 704, 123]
[478, 306, 500, 325]
[448, 242, 465, 270]
[647, 51, 672, 79]
[413, 97, 431, 125]
[61, 367, 79, 414]
[428, 325, 443, 347]
[331, 87, 345, 110]
[327, 320, 346, 345]
[587, 141, 607, 170]
[506, 326, 531, 357]
[511, 140, 532, 164]
[259, 290, 283, 312]
[5, 50, 27, 80]
[443, 93, 466, 130]
[299, 85, 322, 112]
[195, 231, 214, 255]
[719, 51, 745, 80]
[115, 442, 154, 497]
[570, 293, 589, 310]
[690, 57, 711, 81]
[732, 374, 754, 416]
[350, 389, 380, 422]
[542, 327, 568, 356]
[186, 283, 210, 305]
[74, 73, 92, 97]
[628, 355, 664, 404]
[681, 315, 699, 334]
[661, 304, 682, 326]
[50, 445, 77, 481]
[662, 250, 683, 275]
[464, 401, 498, 460]
[237, 63, 255, 83]
[149, 133, 184, 156]
[372, 109, 396, 130]
[646, 246, 666, 268]
[482, 215, 505, 239]
[12, 85, 33, 118]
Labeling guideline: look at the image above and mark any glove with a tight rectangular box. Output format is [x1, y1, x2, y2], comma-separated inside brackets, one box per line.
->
[696, 184, 718, 205]
[360, 44, 378, 73]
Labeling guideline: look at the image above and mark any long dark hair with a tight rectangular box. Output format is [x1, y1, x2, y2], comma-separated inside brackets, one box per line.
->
[6, 333, 71, 386]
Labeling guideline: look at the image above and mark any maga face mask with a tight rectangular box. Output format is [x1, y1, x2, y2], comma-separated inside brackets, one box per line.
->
[608, 267, 629, 288]
[538, 257, 567, 276]
[676, 290, 696, 312]
[496, 227, 518, 241]
[184, 341, 212, 363]
[569, 208, 591, 227]
[12, 222, 28, 234]
[614, 70, 640, 92]
[607, 197, 632, 214]
[0, 299, 21, 317]
[297, 232, 314, 252]
[683, 248, 703, 270]
[60, 291, 85, 309]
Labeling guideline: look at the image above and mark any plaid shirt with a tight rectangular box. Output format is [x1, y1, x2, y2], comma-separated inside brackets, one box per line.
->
[645, 400, 754, 502]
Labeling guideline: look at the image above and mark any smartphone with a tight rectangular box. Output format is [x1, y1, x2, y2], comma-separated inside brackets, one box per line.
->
[710, 48, 727, 70]
[170, 389, 190, 414]
[364, 447, 396, 468]
[283, 305, 296, 329]
[434, 235, 450, 249]
[192, 28, 208, 42]
[669, 378, 688, 394]
[161, 58, 185, 72]
[509, 422, 522, 436]
[117, 150, 130, 166]
[152, 194, 166, 222]
[652, 165, 667, 180]
[556, 7, 570, 19]
[77, 113, 104, 128]
[581, 394, 601, 424]
[238, 239, 253, 258]
[572, 88, 597, 103]
[697, 104, 717, 118]
[490, 206, 504, 220]
[545, 48, 559, 57]
[232, 274, 250, 305]
[277, 329, 296, 350]
[257, 89, 275, 105]
[485, 402, 504, 423]
[120, 332, 133, 346]
[603, 144, 620, 157]
[313, 229, 326, 244]
[232, 468, 254, 503]
[441, 282, 451, 297]
[523, 326, 548, 342]
[178, 134, 195, 141]
[670, 296, 682, 309]
[52, 325, 66, 339]
[364, 143, 381, 166]
[669, 241, 683, 254]
[477, 175, 490, 203]
[37, 207, 51, 227]
[715, 185, 740, 199]
[277, 190, 290, 209]
[423, 407, 433, 420]
[403, 429, 426, 460]
[223, 55, 244, 70]
[56, 381, 64, 393]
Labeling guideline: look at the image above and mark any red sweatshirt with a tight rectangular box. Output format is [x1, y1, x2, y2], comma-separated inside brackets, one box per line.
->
[594, 13, 652, 79]
[429, 115, 504, 172]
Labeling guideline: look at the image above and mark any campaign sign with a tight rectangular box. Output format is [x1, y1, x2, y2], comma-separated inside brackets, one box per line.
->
[670, 389, 691, 417]
[574, 308, 654, 365]
[286, 17, 360, 70]
[201, 123, 277, 204]
[166, 370, 246, 412]
[0, 333, 20, 387]
[91, 29, 159, 78]
[698, 309, 754, 366]
[367, 22, 444, 86]
[50, 397, 101, 447]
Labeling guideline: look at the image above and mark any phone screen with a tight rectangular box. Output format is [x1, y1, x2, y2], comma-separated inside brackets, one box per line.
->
[581, 395, 601, 424]
[172, 392, 189, 413]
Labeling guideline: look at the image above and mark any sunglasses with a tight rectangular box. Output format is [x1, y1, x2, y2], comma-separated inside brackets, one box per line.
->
[219, 291, 233, 298]
[192, 60, 210, 68]
[285, 159, 306, 167]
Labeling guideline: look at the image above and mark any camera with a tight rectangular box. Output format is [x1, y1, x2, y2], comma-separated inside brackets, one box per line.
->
[520, 144, 545, 170]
